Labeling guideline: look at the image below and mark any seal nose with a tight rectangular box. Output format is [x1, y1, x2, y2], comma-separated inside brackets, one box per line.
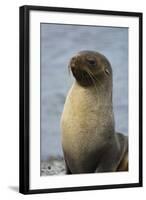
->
[70, 61, 76, 69]
[70, 55, 82, 69]
[70, 56, 77, 66]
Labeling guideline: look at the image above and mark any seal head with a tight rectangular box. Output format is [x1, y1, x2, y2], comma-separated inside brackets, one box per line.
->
[69, 50, 112, 87]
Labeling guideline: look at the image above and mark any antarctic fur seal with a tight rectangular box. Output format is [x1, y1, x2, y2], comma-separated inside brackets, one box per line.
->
[61, 50, 128, 174]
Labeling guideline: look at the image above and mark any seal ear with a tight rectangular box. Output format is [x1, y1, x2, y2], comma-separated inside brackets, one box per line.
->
[104, 68, 110, 76]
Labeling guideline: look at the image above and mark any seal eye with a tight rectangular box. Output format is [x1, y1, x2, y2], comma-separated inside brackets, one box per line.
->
[86, 57, 96, 66]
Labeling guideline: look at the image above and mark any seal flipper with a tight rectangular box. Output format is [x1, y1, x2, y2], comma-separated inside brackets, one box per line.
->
[116, 133, 128, 171]
[95, 133, 128, 173]
[117, 150, 128, 171]
[95, 142, 121, 173]
[65, 161, 72, 174]
[63, 153, 72, 174]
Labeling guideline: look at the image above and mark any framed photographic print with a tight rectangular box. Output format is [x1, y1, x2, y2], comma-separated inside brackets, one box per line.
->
[19, 5, 143, 194]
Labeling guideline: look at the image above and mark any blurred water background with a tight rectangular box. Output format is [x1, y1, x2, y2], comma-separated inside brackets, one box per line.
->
[40, 24, 128, 161]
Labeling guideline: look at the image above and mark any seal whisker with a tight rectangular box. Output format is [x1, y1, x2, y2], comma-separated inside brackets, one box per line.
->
[87, 69, 103, 90]
[84, 69, 99, 95]
[85, 68, 101, 91]
[68, 65, 71, 76]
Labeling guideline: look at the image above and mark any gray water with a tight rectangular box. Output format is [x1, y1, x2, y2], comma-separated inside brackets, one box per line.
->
[40, 24, 128, 161]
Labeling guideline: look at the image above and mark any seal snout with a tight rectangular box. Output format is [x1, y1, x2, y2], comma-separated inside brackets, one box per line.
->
[70, 56, 81, 69]
[70, 56, 82, 76]
[69, 53, 99, 87]
[70, 54, 98, 73]
[69, 50, 112, 87]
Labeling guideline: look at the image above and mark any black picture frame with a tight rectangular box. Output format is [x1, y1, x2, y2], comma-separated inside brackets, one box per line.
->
[19, 5, 143, 194]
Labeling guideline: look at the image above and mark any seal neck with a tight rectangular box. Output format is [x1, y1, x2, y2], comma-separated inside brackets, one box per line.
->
[74, 80, 113, 106]
[72, 81, 115, 135]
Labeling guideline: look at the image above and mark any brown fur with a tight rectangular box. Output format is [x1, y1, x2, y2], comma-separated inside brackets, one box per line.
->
[61, 51, 128, 174]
